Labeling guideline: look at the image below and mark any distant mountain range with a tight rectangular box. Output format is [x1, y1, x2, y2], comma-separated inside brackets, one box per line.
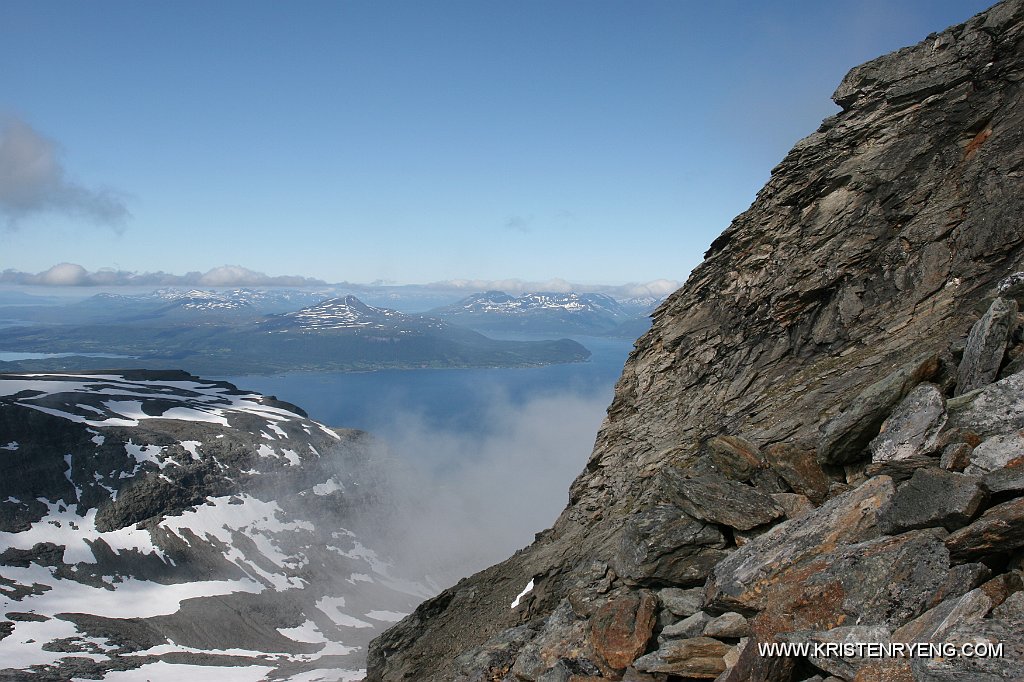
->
[0, 292, 590, 375]
[429, 290, 658, 337]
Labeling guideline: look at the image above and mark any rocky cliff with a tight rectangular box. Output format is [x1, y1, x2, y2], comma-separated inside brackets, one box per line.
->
[367, 1, 1024, 680]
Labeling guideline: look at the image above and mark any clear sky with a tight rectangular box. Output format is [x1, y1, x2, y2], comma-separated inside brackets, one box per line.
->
[0, 0, 995, 286]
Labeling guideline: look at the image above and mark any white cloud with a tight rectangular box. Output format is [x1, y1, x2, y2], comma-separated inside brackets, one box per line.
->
[0, 263, 325, 287]
[0, 117, 129, 228]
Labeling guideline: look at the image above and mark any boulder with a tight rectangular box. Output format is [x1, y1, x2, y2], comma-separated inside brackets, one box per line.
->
[657, 587, 704, 618]
[659, 611, 710, 641]
[955, 297, 1019, 396]
[891, 588, 991, 643]
[945, 496, 1024, 562]
[945, 370, 1024, 439]
[818, 354, 941, 466]
[511, 600, 599, 681]
[770, 492, 815, 519]
[939, 442, 973, 472]
[706, 476, 894, 613]
[876, 467, 986, 534]
[965, 432, 1024, 475]
[776, 625, 891, 680]
[764, 442, 830, 504]
[869, 383, 946, 462]
[749, 530, 951, 638]
[632, 636, 730, 677]
[702, 612, 749, 638]
[614, 505, 728, 586]
[981, 459, 1024, 495]
[706, 435, 764, 482]
[663, 471, 785, 531]
[590, 590, 658, 671]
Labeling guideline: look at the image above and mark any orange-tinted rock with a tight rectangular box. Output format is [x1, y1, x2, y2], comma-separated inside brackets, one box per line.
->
[591, 590, 657, 670]
[706, 435, 764, 481]
[945, 496, 1024, 562]
[764, 442, 831, 503]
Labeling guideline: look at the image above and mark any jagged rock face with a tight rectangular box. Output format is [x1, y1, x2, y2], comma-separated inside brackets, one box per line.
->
[367, 1, 1024, 680]
[0, 371, 427, 680]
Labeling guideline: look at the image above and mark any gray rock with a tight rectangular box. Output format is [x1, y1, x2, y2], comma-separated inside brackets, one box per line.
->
[945, 369, 1024, 439]
[981, 462, 1024, 495]
[818, 354, 941, 466]
[992, 590, 1024, 620]
[956, 297, 1019, 396]
[877, 467, 986, 533]
[706, 476, 894, 612]
[945, 496, 1024, 562]
[657, 587, 704, 618]
[632, 636, 730, 676]
[702, 612, 749, 638]
[870, 382, 947, 462]
[926, 562, 992, 608]
[892, 587, 992, 643]
[663, 471, 785, 531]
[659, 611, 710, 641]
[965, 432, 1024, 475]
[776, 625, 891, 679]
[910, 603, 1024, 681]
[614, 504, 728, 586]
[940, 442, 973, 472]
[705, 435, 764, 482]
[770, 492, 815, 519]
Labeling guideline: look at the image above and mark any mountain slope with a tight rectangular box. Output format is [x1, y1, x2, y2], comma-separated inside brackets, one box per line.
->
[0, 295, 591, 374]
[430, 291, 652, 336]
[0, 371, 427, 681]
[367, 2, 1024, 679]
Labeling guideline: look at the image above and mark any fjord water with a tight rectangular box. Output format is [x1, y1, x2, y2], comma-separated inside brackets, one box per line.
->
[224, 335, 633, 450]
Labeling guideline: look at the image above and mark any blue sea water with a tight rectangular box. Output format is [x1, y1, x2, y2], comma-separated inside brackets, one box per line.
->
[222, 335, 634, 435]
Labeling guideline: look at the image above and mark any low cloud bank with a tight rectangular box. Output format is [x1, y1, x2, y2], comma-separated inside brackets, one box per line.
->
[427, 277, 680, 298]
[338, 389, 609, 588]
[0, 263, 326, 287]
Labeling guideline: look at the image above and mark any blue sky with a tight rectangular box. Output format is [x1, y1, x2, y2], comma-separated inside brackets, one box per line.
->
[0, 0, 994, 286]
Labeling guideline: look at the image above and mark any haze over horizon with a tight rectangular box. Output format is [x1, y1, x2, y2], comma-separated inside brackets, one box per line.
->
[1, 1, 992, 286]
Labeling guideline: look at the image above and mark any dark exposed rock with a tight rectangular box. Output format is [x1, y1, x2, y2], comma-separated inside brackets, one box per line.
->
[955, 297, 1019, 395]
[869, 382, 947, 462]
[876, 467, 986, 533]
[863, 453, 937, 482]
[776, 625, 892, 680]
[939, 442, 974, 471]
[510, 601, 597, 681]
[945, 370, 1024, 440]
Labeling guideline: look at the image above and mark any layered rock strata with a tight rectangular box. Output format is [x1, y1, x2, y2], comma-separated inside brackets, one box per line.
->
[368, 1, 1024, 680]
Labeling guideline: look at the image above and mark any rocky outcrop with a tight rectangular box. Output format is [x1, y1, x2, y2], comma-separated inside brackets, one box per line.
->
[368, 1, 1024, 680]
[0, 371, 427, 680]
